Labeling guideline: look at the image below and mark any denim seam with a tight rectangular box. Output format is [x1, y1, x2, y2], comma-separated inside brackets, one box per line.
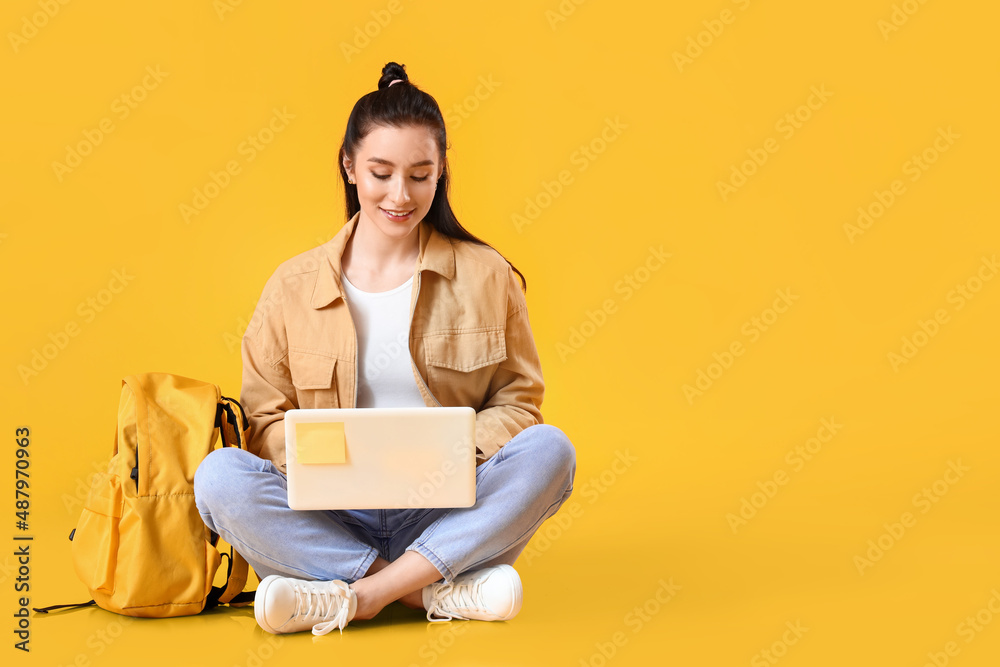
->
[407, 441, 559, 575]
[410, 510, 449, 547]
[415, 460, 503, 550]
[462, 492, 570, 573]
[407, 542, 454, 582]
[407, 474, 571, 579]
[395, 509, 433, 532]
[350, 546, 379, 582]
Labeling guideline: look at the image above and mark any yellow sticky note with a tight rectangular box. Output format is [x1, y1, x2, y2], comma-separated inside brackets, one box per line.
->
[295, 422, 346, 464]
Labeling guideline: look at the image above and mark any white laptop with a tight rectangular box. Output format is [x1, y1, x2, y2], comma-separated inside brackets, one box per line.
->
[284, 407, 477, 510]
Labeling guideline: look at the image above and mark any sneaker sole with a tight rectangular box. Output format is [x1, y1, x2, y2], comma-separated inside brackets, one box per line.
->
[495, 564, 523, 620]
[254, 574, 285, 634]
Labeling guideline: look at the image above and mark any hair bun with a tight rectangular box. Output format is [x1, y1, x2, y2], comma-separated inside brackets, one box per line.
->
[379, 62, 409, 90]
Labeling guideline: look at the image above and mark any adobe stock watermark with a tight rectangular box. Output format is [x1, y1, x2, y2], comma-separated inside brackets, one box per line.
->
[365, 330, 411, 384]
[224, 291, 280, 354]
[442, 75, 501, 132]
[18, 268, 135, 385]
[877, 0, 932, 41]
[717, 85, 833, 202]
[340, 0, 404, 62]
[853, 459, 969, 575]
[673, 0, 753, 72]
[408, 620, 470, 667]
[521, 448, 638, 566]
[556, 245, 670, 362]
[406, 414, 573, 509]
[512, 116, 627, 233]
[8, 0, 72, 54]
[751, 620, 809, 667]
[236, 635, 285, 667]
[223, 231, 333, 352]
[179, 107, 295, 223]
[214, 0, 246, 20]
[0, 555, 17, 586]
[62, 458, 117, 515]
[578, 578, 682, 667]
[51, 65, 169, 183]
[844, 126, 958, 243]
[404, 433, 475, 508]
[726, 417, 842, 534]
[920, 587, 1000, 667]
[887, 254, 997, 372]
[683, 288, 798, 404]
[544, 0, 592, 30]
[52, 612, 139, 665]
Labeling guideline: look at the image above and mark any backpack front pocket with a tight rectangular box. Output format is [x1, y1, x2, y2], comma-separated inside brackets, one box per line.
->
[71, 471, 124, 595]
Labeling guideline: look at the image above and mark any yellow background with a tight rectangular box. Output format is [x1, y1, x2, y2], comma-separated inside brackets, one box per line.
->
[3, 1, 999, 665]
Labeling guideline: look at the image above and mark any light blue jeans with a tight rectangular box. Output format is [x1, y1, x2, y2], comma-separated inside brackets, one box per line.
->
[193, 423, 575, 584]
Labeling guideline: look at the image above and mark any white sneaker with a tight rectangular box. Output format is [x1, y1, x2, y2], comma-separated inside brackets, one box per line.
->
[254, 575, 357, 636]
[421, 564, 522, 622]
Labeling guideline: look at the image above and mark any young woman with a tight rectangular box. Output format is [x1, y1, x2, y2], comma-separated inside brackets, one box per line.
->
[194, 62, 576, 636]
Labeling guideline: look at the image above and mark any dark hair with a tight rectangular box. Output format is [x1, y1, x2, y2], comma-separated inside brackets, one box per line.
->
[338, 61, 527, 292]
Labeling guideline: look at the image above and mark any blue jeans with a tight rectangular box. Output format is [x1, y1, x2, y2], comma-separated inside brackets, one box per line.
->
[193, 423, 576, 584]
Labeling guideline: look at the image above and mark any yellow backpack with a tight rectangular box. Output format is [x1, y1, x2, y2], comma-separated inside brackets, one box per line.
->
[38, 373, 256, 617]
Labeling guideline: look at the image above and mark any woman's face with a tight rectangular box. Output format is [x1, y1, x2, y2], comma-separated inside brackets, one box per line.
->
[343, 124, 442, 245]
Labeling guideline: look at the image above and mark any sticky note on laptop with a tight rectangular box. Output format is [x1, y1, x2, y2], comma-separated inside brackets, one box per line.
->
[295, 422, 346, 464]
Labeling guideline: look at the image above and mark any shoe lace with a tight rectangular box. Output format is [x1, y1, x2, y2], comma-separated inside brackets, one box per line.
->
[292, 582, 352, 636]
[425, 577, 486, 623]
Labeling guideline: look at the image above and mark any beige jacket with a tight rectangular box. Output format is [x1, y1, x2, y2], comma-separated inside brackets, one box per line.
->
[240, 211, 545, 471]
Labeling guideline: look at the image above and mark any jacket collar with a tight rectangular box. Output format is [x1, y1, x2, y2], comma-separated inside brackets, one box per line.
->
[310, 211, 456, 309]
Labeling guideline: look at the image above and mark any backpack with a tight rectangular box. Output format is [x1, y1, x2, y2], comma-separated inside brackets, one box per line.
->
[36, 373, 256, 617]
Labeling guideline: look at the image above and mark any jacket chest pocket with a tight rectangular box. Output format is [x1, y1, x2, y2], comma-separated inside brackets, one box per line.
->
[423, 328, 506, 408]
[288, 350, 339, 408]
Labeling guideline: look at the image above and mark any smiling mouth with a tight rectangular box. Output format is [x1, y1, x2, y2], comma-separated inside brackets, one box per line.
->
[380, 207, 414, 219]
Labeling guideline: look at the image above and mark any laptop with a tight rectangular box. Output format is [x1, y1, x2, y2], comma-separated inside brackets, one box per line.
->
[283, 406, 477, 510]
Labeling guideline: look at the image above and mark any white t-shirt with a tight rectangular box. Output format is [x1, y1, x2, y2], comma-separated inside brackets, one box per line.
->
[340, 271, 426, 408]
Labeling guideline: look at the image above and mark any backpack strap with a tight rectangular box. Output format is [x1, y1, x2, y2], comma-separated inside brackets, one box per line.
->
[32, 600, 97, 613]
[216, 396, 249, 450]
[218, 548, 251, 605]
[211, 394, 252, 606]
[206, 547, 253, 608]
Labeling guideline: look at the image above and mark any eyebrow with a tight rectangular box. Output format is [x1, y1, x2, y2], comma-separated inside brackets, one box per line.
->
[366, 157, 435, 168]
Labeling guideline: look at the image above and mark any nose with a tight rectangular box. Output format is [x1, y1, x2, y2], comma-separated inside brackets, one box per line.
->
[389, 176, 411, 206]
